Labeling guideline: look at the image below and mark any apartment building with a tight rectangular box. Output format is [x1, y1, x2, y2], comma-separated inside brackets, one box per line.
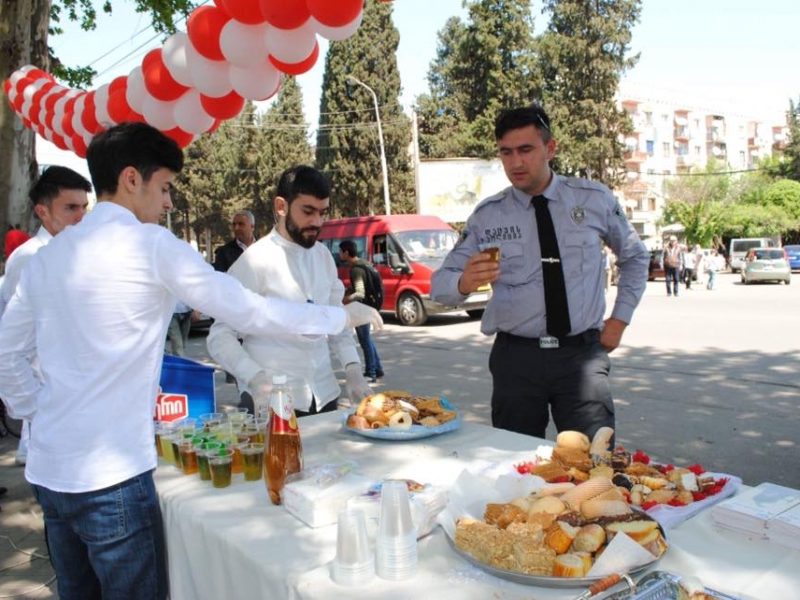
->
[615, 90, 788, 249]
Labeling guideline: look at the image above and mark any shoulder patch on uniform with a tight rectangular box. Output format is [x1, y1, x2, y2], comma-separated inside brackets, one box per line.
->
[613, 200, 628, 224]
[562, 177, 609, 194]
[472, 188, 511, 214]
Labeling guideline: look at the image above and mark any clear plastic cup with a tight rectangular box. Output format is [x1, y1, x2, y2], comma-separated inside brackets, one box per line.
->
[208, 448, 234, 489]
[375, 480, 417, 580]
[332, 508, 374, 586]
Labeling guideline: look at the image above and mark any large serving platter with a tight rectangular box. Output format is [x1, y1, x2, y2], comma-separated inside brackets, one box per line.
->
[444, 524, 664, 589]
[341, 397, 461, 441]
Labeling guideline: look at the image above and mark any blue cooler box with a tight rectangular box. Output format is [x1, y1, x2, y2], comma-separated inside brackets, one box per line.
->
[155, 355, 216, 422]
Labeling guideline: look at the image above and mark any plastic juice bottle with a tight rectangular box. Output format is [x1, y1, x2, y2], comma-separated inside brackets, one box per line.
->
[264, 375, 303, 505]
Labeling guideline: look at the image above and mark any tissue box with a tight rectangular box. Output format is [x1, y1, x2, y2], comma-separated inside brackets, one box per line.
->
[282, 463, 373, 528]
[346, 480, 448, 541]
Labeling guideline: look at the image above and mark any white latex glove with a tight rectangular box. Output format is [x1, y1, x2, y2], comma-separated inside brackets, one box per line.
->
[344, 303, 383, 332]
[344, 363, 373, 403]
[247, 371, 273, 415]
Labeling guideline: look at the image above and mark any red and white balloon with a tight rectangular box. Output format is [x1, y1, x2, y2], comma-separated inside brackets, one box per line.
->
[3, 0, 370, 157]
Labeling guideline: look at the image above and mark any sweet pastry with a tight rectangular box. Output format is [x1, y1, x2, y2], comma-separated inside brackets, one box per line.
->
[580, 498, 632, 519]
[529, 462, 570, 483]
[535, 482, 576, 497]
[555, 431, 590, 451]
[552, 446, 593, 471]
[552, 553, 586, 577]
[544, 521, 578, 554]
[604, 519, 659, 542]
[527, 496, 566, 516]
[345, 414, 369, 429]
[560, 476, 615, 510]
[388, 411, 413, 428]
[484, 503, 527, 529]
[589, 426, 614, 458]
[571, 523, 606, 552]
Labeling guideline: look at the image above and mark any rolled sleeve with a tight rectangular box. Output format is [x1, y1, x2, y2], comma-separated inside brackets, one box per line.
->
[0, 280, 41, 420]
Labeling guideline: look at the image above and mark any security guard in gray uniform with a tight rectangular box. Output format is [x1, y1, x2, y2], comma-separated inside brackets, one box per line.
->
[431, 105, 649, 441]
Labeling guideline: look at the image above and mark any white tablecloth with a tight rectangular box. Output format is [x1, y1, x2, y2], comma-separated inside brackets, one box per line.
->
[155, 412, 798, 600]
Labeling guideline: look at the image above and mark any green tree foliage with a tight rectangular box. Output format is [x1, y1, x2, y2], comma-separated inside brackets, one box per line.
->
[662, 160, 731, 246]
[779, 98, 800, 181]
[538, 0, 641, 188]
[315, 1, 413, 217]
[415, 0, 538, 159]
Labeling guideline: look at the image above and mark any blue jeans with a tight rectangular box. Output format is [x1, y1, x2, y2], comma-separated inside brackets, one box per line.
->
[32, 471, 167, 600]
[356, 323, 383, 377]
[707, 269, 716, 289]
[664, 266, 680, 295]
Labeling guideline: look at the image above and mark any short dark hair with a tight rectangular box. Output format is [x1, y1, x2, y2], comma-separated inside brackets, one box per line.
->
[29, 166, 92, 207]
[86, 122, 184, 197]
[495, 105, 552, 142]
[339, 240, 357, 258]
[275, 165, 330, 203]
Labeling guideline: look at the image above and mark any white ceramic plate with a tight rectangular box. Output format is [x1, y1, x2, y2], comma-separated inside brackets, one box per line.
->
[341, 397, 460, 441]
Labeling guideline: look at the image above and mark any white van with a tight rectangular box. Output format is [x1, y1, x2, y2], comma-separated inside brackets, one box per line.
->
[728, 238, 777, 273]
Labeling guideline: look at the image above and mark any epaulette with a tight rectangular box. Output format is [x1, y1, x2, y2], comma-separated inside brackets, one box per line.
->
[562, 177, 610, 195]
[472, 188, 510, 213]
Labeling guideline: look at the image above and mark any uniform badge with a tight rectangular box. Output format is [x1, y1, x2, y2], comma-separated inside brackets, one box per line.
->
[571, 206, 585, 224]
[613, 201, 627, 224]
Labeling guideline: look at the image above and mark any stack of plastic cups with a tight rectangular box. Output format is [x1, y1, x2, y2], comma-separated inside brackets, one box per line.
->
[375, 480, 418, 580]
[331, 508, 374, 586]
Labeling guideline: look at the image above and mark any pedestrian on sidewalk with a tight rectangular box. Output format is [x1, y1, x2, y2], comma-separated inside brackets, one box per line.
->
[662, 236, 682, 297]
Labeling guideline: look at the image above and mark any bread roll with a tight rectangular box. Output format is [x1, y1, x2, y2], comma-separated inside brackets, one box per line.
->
[527, 496, 566, 516]
[605, 519, 659, 542]
[571, 524, 606, 553]
[556, 431, 590, 451]
[560, 476, 615, 510]
[345, 414, 369, 429]
[551, 553, 586, 577]
[580, 498, 632, 519]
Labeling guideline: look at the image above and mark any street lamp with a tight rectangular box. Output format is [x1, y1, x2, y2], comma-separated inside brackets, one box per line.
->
[347, 74, 390, 215]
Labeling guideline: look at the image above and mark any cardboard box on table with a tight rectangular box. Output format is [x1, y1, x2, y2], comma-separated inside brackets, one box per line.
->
[154, 355, 216, 422]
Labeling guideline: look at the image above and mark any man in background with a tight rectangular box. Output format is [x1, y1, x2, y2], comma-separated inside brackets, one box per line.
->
[339, 240, 384, 383]
[208, 166, 374, 417]
[662, 235, 682, 297]
[213, 209, 256, 272]
[0, 166, 91, 466]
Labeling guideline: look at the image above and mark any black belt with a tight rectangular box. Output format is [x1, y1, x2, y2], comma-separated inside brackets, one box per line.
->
[497, 329, 600, 349]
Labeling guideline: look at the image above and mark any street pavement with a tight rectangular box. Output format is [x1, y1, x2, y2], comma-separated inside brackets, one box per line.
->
[1, 269, 798, 597]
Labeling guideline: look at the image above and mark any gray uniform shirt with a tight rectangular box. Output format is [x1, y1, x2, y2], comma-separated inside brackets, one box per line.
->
[430, 172, 649, 338]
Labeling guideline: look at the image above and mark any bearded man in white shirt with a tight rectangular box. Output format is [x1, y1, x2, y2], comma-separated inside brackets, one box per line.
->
[207, 165, 374, 418]
[0, 122, 381, 600]
[0, 166, 91, 467]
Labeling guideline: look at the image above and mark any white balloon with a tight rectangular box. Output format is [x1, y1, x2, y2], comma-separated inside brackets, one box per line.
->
[174, 89, 214, 134]
[163, 32, 195, 88]
[186, 48, 233, 98]
[310, 11, 362, 42]
[126, 66, 147, 113]
[265, 20, 317, 64]
[51, 94, 72, 136]
[229, 61, 281, 101]
[63, 134, 76, 152]
[94, 84, 112, 129]
[142, 93, 179, 131]
[71, 94, 88, 137]
[221, 21, 271, 68]
[83, 130, 95, 146]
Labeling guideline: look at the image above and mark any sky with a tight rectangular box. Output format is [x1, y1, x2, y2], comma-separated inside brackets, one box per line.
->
[38, 0, 800, 173]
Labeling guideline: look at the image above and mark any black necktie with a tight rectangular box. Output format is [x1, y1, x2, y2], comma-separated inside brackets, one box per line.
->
[531, 195, 571, 337]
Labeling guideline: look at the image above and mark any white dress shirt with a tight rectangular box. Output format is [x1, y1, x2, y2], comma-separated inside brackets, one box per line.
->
[207, 229, 360, 412]
[0, 201, 347, 493]
[0, 226, 52, 317]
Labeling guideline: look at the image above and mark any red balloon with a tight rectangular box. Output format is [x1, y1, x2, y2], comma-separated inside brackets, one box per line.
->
[126, 109, 146, 123]
[30, 80, 57, 113]
[44, 88, 67, 112]
[187, 5, 230, 61]
[22, 116, 32, 129]
[14, 75, 34, 96]
[36, 123, 47, 139]
[269, 43, 319, 76]
[61, 110, 75, 138]
[142, 48, 161, 74]
[144, 49, 189, 101]
[81, 92, 101, 134]
[163, 126, 194, 148]
[72, 134, 87, 157]
[306, 0, 362, 27]
[221, 0, 267, 24]
[3, 78, 11, 96]
[24, 68, 52, 82]
[108, 76, 127, 95]
[51, 132, 68, 151]
[259, 0, 310, 29]
[107, 88, 132, 124]
[200, 90, 245, 120]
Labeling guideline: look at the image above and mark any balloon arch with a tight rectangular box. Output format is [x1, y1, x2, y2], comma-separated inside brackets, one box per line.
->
[2, 0, 378, 157]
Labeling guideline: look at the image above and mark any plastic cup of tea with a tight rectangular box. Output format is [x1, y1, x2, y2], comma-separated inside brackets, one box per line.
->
[195, 441, 221, 481]
[199, 412, 224, 433]
[208, 448, 234, 489]
[375, 480, 417, 580]
[240, 443, 265, 481]
[332, 508, 374, 586]
[178, 439, 200, 475]
[479, 242, 501, 263]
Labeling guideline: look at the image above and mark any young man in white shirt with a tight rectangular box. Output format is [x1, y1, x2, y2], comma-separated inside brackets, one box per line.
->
[0, 166, 91, 466]
[0, 122, 381, 600]
[207, 165, 374, 417]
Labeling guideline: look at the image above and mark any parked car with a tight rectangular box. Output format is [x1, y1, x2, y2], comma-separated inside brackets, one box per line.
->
[648, 250, 665, 281]
[740, 248, 791, 285]
[728, 237, 778, 273]
[784, 244, 800, 271]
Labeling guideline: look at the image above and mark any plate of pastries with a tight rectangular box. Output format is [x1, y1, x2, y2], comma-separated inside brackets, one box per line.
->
[342, 390, 460, 440]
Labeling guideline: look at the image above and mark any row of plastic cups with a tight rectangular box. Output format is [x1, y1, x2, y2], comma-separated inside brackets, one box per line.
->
[332, 480, 418, 586]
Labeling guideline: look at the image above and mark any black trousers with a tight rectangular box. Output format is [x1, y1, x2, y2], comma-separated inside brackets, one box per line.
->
[489, 332, 614, 440]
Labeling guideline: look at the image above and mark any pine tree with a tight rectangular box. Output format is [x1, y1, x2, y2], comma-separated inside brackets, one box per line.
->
[315, 0, 414, 217]
[415, 0, 538, 159]
[538, 0, 641, 187]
